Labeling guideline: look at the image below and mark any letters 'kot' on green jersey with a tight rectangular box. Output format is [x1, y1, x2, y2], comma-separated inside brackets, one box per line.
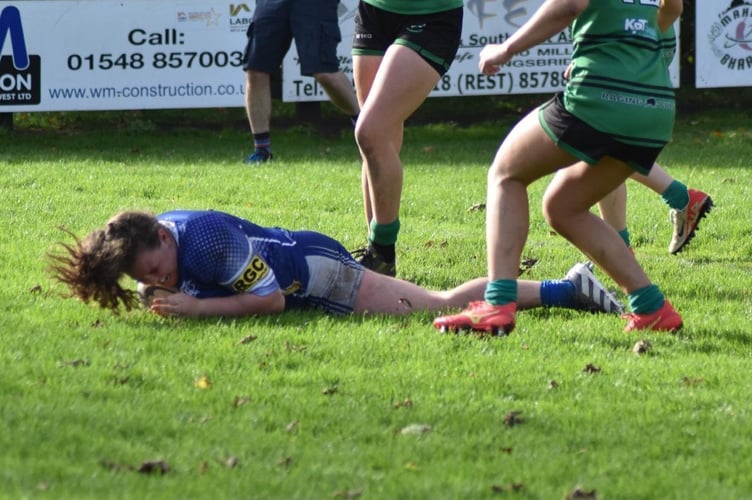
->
[362, 0, 462, 15]
[564, 1, 675, 148]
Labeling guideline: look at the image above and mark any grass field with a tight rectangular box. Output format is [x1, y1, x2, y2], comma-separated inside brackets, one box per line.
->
[1, 104, 751, 499]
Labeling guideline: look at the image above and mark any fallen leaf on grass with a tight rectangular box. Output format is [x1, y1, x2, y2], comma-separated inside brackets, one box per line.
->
[393, 398, 413, 409]
[503, 411, 523, 427]
[232, 396, 251, 407]
[583, 363, 601, 374]
[423, 239, 449, 249]
[199, 461, 209, 475]
[285, 419, 299, 432]
[491, 483, 524, 493]
[682, 376, 704, 386]
[137, 460, 170, 475]
[285, 342, 307, 352]
[518, 258, 538, 276]
[237, 334, 257, 345]
[400, 423, 432, 435]
[567, 486, 597, 499]
[632, 339, 652, 355]
[195, 375, 212, 389]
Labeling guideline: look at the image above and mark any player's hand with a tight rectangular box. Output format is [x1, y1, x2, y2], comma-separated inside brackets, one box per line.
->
[150, 292, 200, 317]
[478, 43, 513, 75]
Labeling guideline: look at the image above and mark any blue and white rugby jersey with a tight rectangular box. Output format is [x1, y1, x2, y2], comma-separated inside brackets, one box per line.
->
[156, 210, 360, 312]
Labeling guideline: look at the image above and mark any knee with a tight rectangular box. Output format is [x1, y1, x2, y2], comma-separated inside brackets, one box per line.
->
[313, 72, 337, 86]
[542, 191, 568, 233]
[354, 118, 378, 154]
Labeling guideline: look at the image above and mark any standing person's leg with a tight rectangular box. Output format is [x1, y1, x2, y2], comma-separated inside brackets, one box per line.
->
[597, 183, 631, 249]
[434, 110, 575, 335]
[630, 164, 713, 254]
[352, 54, 403, 233]
[241, 0, 292, 164]
[350, 4, 462, 277]
[352, 46, 439, 276]
[545, 161, 648, 292]
[544, 160, 681, 331]
[244, 71, 274, 162]
[313, 72, 360, 120]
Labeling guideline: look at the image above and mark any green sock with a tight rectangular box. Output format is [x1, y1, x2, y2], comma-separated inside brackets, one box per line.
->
[369, 218, 400, 246]
[484, 279, 517, 306]
[661, 180, 690, 210]
[618, 228, 631, 248]
[627, 285, 665, 314]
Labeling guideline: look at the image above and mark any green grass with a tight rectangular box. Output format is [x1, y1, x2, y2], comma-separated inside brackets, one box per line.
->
[1, 108, 752, 499]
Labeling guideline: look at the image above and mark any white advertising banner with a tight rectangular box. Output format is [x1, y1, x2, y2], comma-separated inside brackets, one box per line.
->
[695, 0, 752, 88]
[282, 0, 680, 102]
[0, 1, 252, 112]
[1, 0, 681, 112]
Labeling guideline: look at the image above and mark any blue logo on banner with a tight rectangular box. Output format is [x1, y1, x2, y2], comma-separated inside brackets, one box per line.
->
[0, 6, 41, 105]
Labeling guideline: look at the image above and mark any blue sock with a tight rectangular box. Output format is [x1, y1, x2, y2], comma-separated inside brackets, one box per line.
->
[628, 285, 665, 314]
[661, 180, 689, 210]
[484, 279, 517, 306]
[540, 279, 576, 308]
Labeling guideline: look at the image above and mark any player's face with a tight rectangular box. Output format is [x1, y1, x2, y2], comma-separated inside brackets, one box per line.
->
[127, 227, 179, 288]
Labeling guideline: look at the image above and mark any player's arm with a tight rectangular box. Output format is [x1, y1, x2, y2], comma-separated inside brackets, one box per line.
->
[479, 0, 587, 74]
[150, 289, 285, 318]
[658, 0, 682, 33]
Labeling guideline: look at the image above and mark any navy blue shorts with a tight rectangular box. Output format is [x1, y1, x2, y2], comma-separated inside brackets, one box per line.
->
[539, 93, 661, 174]
[242, 0, 343, 75]
[352, 2, 462, 76]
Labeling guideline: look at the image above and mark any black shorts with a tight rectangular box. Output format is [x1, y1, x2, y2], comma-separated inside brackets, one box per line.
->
[539, 94, 662, 174]
[352, 2, 462, 76]
[242, 0, 342, 75]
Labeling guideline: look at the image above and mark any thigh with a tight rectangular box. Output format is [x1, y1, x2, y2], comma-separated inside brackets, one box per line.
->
[353, 53, 383, 106]
[546, 158, 633, 216]
[359, 45, 439, 128]
[492, 109, 574, 185]
[291, 0, 342, 75]
[242, 4, 292, 72]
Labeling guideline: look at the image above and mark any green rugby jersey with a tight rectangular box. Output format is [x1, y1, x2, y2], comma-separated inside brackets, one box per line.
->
[563, 1, 675, 148]
[362, 0, 462, 15]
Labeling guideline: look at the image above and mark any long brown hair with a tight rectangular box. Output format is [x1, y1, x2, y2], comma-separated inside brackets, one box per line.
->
[48, 211, 162, 312]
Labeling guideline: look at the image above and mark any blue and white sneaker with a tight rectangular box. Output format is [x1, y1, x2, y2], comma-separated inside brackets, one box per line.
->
[244, 149, 273, 164]
[565, 262, 625, 314]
